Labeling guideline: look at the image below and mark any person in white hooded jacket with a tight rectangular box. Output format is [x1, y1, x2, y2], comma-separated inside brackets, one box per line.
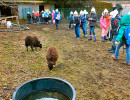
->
[109, 10, 121, 53]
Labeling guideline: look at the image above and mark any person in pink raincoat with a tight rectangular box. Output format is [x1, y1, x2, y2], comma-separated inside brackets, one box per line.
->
[100, 9, 110, 42]
[52, 10, 55, 24]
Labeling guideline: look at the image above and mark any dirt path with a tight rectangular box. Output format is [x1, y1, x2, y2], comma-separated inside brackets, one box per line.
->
[0, 22, 130, 100]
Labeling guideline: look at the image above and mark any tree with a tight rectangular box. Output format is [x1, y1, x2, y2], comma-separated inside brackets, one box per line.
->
[44, 0, 95, 8]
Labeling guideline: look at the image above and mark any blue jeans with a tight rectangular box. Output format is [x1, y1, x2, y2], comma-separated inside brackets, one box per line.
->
[36, 16, 39, 24]
[69, 20, 74, 28]
[74, 26, 80, 38]
[27, 18, 31, 24]
[90, 26, 95, 36]
[40, 18, 44, 24]
[81, 22, 87, 36]
[32, 18, 35, 23]
[115, 42, 130, 62]
[112, 35, 117, 48]
[55, 20, 60, 28]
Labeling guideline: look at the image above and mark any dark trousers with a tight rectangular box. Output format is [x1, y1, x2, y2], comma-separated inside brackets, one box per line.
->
[69, 20, 74, 28]
[90, 26, 95, 36]
[55, 20, 60, 28]
[27, 18, 31, 24]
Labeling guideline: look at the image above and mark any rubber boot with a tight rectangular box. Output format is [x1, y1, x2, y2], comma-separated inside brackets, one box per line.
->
[84, 34, 87, 38]
[108, 46, 114, 51]
[101, 36, 104, 42]
[56, 26, 58, 30]
[104, 36, 108, 40]
[88, 35, 92, 40]
[109, 47, 115, 53]
[93, 36, 96, 42]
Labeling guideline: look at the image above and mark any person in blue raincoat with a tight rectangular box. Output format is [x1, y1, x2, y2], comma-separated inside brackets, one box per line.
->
[53, 9, 61, 30]
[80, 10, 87, 38]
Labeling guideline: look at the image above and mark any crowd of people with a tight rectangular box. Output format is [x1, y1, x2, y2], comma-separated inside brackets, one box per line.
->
[26, 5, 130, 66]
[67, 5, 130, 66]
[27, 9, 61, 29]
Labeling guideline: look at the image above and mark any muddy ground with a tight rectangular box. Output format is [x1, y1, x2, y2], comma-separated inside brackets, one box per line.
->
[0, 20, 130, 100]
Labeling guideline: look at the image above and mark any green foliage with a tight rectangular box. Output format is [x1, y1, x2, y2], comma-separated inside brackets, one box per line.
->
[90, 1, 112, 14]
[44, 0, 94, 8]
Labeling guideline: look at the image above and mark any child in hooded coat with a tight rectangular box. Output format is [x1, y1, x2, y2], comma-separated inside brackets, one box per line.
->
[88, 7, 97, 41]
[27, 12, 31, 24]
[100, 9, 110, 42]
[73, 11, 80, 39]
[80, 10, 87, 37]
[52, 10, 55, 24]
[32, 10, 35, 24]
[35, 11, 39, 24]
[44, 10, 49, 24]
[40, 10, 44, 24]
[84, 10, 89, 37]
[53, 9, 61, 30]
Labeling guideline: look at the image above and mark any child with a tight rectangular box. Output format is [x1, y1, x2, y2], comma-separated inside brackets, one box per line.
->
[84, 10, 89, 37]
[35, 11, 39, 24]
[52, 10, 55, 24]
[69, 11, 74, 29]
[109, 10, 121, 53]
[112, 13, 130, 65]
[32, 10, 35, 24]
[48, 11, 52, 24]
[27, 12, 31, 24]
[80, 10, 87, 37]
[88, 7, 97, 41]
[100, 9, 110, 42]
[44, 9, 49, 24]
[53, 9, 61, 30]
[40, 10, 44, 24]
[73, 11, 80, 39]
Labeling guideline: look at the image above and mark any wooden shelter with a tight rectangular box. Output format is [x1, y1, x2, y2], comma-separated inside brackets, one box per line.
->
[0, 0, 55, 19]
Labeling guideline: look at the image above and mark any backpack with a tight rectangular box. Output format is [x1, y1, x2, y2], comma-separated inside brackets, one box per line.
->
[44, 12, 49, 18]
[124, 25, 130, 45]
[56, 14, 60, 20]
[114, 15, 121, 27]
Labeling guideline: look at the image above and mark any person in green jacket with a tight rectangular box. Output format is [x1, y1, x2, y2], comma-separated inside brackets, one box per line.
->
[112, 14, 130, 65]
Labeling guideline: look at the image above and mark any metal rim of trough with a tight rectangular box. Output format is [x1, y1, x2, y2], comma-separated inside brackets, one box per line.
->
[12, 77, 76, 100]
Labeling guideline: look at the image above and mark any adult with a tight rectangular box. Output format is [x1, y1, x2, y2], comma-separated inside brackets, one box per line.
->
[109, 10, 121, 53]
[112, 3, 119, 12]
[112, 13, 130, 65]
